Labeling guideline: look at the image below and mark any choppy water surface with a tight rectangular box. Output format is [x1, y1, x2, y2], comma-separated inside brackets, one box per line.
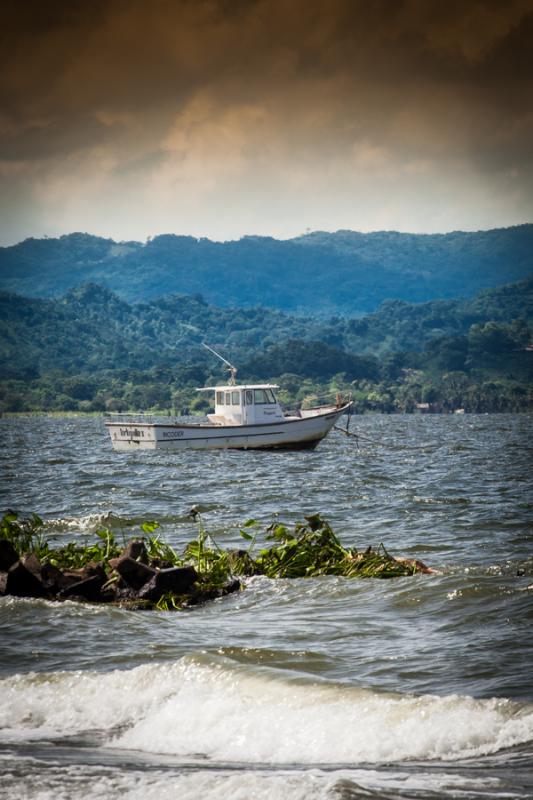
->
[1, 414, 532, 799]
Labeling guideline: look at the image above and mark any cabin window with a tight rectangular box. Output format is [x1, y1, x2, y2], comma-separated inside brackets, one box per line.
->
[216, 391, 224, 405]
[225, 392, 231, 405]
[231, 391, 240, 405]
[245, 390, 253, 405]
[254, 389, 276, 404]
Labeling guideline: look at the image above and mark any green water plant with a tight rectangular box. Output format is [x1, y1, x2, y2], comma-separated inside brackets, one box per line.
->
[243, 514, 420, 579]
[155, 591, 184, 611]
[0, 511, 48, 560]
[0, 512, 124, 570]
[183, 507, 233, 587]
[1, 510, 424, 611]
[44, 528, 122, 570]
[177, 511, 420, 582]
[141, 521, 182, 567]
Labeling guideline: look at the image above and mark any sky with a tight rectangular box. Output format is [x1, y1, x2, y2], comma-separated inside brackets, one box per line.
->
[1, 0, 533, 245]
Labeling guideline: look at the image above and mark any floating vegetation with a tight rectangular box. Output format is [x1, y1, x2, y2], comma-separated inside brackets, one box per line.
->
[0, 511, 432, 610]
[1, 512, 48, 559]
[254, 514, 418, 579]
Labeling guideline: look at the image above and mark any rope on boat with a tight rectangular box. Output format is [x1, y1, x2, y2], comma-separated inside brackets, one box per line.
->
[333, 425, 433, 451]
[334, 424, 360, 448]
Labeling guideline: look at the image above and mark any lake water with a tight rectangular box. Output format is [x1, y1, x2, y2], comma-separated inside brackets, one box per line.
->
[1, 414, 532, 799]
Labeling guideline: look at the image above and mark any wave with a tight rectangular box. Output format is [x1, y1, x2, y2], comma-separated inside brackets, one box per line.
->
[0, 760, 327, 800]
[1, 656, 532, 764]
[42, 510, 199, 533]
[43, 511, 137, 532]
[0, 756, 513, 800]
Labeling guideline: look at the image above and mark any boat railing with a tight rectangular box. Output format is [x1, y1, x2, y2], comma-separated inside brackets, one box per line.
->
[105, 411, 214, 425]
[295, 392, 351, 411]
[104, 411, 184, 424]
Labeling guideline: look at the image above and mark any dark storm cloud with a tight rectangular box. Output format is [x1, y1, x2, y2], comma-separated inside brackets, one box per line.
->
[0, 0, 532, 242]
[2, 1, 531, 135]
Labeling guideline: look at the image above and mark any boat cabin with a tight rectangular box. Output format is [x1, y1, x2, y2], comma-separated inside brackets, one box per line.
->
[198, 384, 286, 426]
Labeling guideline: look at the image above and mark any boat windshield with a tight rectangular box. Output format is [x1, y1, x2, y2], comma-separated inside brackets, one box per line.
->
[254, 388, 276, 404]
[215, 388, 277, 405]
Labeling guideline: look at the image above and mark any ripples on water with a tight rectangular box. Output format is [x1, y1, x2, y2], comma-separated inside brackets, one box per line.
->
[0, 414, 532, 799]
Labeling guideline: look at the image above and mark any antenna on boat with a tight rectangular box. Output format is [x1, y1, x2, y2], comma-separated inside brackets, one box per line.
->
[202, 343, 238, 385]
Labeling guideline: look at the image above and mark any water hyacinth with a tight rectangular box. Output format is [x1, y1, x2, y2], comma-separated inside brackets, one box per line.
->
[0, 511, 428, 610]
[253, 514, 420, 579]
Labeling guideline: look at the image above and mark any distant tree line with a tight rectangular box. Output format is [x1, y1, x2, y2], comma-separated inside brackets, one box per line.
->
[0, 278, 531, 414]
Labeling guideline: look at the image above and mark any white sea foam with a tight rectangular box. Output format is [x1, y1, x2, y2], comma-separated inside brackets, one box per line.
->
[0, 767, 506, 800]
[44, 512, 127, 532]
[0, 757, 503, 800]
[0, 763, 326, 800]
[1, 657, 532, 764]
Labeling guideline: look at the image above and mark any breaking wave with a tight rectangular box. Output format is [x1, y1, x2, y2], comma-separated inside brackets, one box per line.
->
[1, 656, 532, 765]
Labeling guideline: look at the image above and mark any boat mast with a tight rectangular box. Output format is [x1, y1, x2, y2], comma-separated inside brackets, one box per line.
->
[202, 343, 238, 385]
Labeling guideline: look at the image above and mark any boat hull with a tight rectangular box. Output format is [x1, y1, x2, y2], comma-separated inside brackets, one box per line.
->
[105, 405, 349, 451]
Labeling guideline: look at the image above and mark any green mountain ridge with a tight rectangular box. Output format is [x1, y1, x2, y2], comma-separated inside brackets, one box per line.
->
[1, 224, 532, 314]
[1, 277, 531, 414]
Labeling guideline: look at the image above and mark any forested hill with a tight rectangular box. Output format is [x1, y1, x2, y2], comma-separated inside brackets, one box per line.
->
[1, 275, 531, 376]
[1, 224, 532, 314]
[1, 277, 531, 414]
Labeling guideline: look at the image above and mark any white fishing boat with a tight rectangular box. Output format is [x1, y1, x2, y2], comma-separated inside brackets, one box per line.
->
[105, 346, 351, 452]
